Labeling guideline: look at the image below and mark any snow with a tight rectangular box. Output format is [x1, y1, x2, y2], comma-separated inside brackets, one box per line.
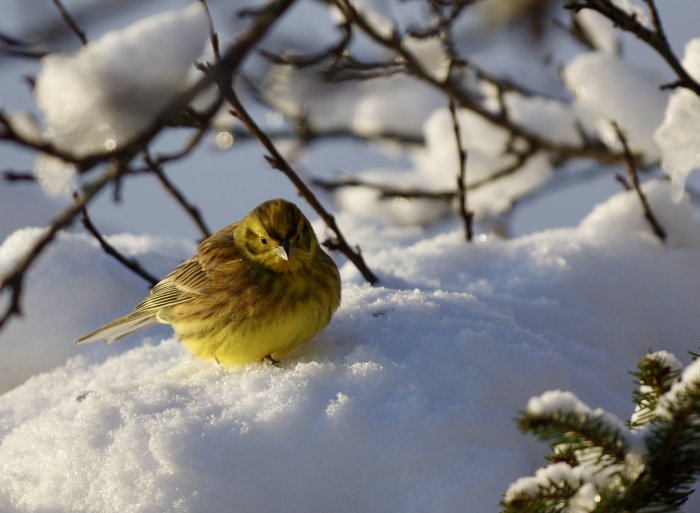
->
[654, 38, 700, 193]
[575, 9, 619, 54]
[333, 106, 554, 226]
[2, 180, 700, 511]
[655, 357, 700, 421]
[563, 52, 668, 159]
[32, 4, 209, 195]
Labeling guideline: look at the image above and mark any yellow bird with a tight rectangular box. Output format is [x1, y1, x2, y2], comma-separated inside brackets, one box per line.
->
[75, 199, 341, 365]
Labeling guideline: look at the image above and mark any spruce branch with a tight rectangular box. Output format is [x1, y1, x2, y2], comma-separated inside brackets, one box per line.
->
[519, 407, 629, 465]
[630, 352, 682, 429]
[504, 353, 700, 513]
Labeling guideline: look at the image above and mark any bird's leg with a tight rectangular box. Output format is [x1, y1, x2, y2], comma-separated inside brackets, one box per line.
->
[262, 354, 281, 367]
[214, 356, 221, 366]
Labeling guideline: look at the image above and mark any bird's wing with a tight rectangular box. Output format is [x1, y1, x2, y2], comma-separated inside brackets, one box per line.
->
[130, 224, 242, 315]
[75, 225, 242, 345]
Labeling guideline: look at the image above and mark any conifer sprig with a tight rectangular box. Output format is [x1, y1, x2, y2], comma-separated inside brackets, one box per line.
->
[502, 351, 700, 513]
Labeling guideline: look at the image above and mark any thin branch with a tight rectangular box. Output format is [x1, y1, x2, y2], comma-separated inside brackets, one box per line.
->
[199, 0, 221, 62]
[312, 176, 456, 201]
[564, 0, 700, 97]
[77, 196, 159, 286]
[3, 170, 35, 182]
[225, 88, 379, 284]
[448, 97, 473, 241]
[260, 22, 352, 69]
[612, 121, 666, 241]
[311, 147, 538, 199]
[146, 163, 212, 239]
[0, 165, 119, 330]
[51, 0, 88, 46]
[332, 0, 618, 164]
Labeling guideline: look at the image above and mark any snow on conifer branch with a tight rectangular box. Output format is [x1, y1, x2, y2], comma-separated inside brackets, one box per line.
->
[520, 390, 631, 465]
[503, 351, 700, 513]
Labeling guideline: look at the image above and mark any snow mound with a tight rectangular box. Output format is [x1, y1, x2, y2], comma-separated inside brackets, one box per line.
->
[2, 181, 700, 512]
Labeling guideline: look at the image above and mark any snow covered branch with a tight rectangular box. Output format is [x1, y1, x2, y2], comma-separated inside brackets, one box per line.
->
[565, 0, 700, 97]
[504, 352, 700, 513]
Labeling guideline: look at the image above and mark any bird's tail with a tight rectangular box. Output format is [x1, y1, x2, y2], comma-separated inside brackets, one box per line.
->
[74, 313, 159, 345]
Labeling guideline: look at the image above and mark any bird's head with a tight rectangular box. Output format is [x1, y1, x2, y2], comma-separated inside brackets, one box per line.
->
[236, 199, 319, 273]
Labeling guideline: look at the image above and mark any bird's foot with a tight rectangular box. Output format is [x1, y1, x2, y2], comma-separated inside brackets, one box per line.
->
[262, 354, 281, 367]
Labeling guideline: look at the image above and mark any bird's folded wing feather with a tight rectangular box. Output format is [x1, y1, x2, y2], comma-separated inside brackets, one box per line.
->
[75, 225, 240, 345]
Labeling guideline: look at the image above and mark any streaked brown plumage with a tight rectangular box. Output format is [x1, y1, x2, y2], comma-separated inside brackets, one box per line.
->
[75, 199, 341, 365]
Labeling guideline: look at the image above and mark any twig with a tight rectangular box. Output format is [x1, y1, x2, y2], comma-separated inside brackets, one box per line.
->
[312, 176, 456, 201]
[225, 89, 379, 284]
[77, 195, 159, 286]
[3, 170, 35, 182]
[311, 146, 537, 198]
[332, 0, 618, 165]
[564, 0, 700, 97]
[612, 121, 666, 241]
[260, 22, 352, 69]
[0, 165, 119, 330]
[199, 0, 221, 62]
[147, 163, 212, 239]
[51, 0, 88, 46]
[448, 98, 473, 241]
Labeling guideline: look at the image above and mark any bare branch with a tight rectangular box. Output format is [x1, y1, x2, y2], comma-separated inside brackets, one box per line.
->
[77, 196, 159, 286]
[147, 163, 212, 240]
[0, 165, 119, 330]
[260, 22, 352, 69]
[448, 98, 473, 241]
[332, 0, 618, 165]
[311, 176, 456, 201]
[564, 0, 700, 97]
[225, 89, 379, 284]
[612, 121, 666, 241]
[199, 0, 221, 62]
[3, 170, 35, 182]
[51, 0, 88, 46]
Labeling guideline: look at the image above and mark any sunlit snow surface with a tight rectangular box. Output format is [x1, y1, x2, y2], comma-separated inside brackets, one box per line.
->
[2, 182, 700, 512]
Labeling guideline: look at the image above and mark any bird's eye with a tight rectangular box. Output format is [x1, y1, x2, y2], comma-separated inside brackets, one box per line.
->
[260, 236, 267, 245]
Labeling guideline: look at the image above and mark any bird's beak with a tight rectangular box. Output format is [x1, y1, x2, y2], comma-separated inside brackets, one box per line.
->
[274, 241, 291, 261]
